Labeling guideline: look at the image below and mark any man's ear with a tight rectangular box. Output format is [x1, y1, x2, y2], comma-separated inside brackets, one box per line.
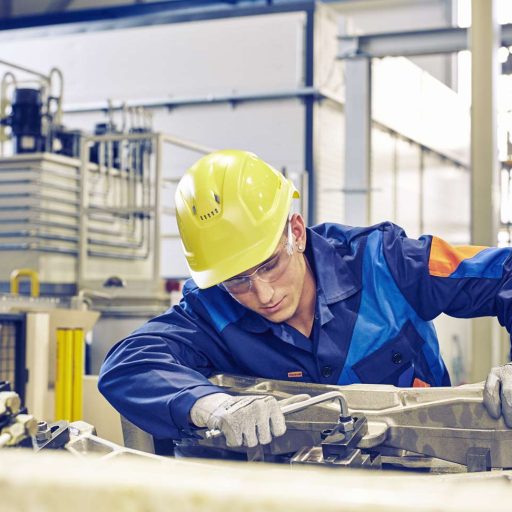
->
[290, 213, 306, 246]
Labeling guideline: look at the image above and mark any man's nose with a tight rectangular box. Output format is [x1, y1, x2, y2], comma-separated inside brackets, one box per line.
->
[250, 278, 274, 304]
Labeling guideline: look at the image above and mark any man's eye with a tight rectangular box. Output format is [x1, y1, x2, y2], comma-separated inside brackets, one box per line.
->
[229, 277, 248, 285]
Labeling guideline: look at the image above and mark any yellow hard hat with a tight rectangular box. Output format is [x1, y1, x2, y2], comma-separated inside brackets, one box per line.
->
[175, 150, 300, 289]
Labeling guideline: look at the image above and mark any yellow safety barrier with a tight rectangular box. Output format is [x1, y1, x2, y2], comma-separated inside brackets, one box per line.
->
[10, 268, 40, 297]
[55, 328, 85, 422]
[55, 329, 66, 420]
[72, 328, 84, 421]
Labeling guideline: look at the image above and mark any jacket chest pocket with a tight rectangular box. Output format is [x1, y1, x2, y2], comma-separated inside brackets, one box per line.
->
[352, 321, 434, 387]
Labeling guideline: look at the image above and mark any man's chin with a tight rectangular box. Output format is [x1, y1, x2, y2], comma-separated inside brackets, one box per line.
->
[260, 305, 293, 324]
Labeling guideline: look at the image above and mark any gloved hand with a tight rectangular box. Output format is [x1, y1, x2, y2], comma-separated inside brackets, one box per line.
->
[190, 393, 309, 448]
[483, 363, 512, 427]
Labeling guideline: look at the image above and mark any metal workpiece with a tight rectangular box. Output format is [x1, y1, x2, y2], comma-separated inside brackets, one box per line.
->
[65, 421, 163, 461]
[353, 393, 512, 469]
[200, 374, 512, 471]
[0, 391, 21, 416]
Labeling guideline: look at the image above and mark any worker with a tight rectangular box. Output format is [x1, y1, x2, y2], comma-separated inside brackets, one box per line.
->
[99, 149, 512, 449]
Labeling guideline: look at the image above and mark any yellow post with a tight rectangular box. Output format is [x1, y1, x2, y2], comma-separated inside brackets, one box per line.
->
[63, 329, 74, 421]
[71, 328, 85, 421]
[55, 328, 66, 420]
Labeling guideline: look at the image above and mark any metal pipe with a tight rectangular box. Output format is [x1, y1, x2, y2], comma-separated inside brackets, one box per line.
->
[64, 87, 325, 115]
[153, 134, 162, 286]
[77, 136, 88, 288]
[48, 67, 64, 126]
[0, 71, 16, 157]
[0, 59, 49, 81]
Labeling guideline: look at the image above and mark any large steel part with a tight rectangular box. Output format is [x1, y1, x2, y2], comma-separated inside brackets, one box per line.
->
[204, 374, 512, 469]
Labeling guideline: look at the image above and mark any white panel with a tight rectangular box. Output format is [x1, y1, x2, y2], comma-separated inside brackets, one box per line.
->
[372, 57, 470, 165]
[395, 139, 421, 238]
[83, 375, 124, 445]
[315, 4, 345, 95]
[422, 152, 470, 243]
[370, 128, 396, 224]
[0, 12, 306, 103]
[433, 313, 472, 385]
[314, 101, 344, 224]
[334, 0, 452, 34]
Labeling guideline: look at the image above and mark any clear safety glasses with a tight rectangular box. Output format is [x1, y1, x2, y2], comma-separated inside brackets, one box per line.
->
[219, 223, 295, 295]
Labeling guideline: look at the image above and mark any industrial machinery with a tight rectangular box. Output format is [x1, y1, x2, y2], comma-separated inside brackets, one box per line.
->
[0, 381, 37, 448]
[3, 370, 512, 477]
[0, 60, 219, 379]
[121, 374, 512, 474]
[0, 59, 76, 157]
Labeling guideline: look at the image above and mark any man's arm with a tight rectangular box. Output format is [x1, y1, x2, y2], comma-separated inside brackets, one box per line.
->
[381, 223, 512, 327]
[98, 300, 228, 439]
[381, 223, 512, 424]
[98, 292, 288, 445]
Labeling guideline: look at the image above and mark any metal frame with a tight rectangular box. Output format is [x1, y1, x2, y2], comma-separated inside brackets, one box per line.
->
[0, 1, 314, 33]
[0, 312, 27, 403]
[339, 24, 512, 59]
[77, 132, 215, 290]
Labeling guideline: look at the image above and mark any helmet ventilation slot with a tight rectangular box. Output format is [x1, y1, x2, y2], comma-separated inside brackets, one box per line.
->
[200, 208, 219, 221]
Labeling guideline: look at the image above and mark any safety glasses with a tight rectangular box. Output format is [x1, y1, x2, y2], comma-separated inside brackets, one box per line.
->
[219, 223, 294, 295]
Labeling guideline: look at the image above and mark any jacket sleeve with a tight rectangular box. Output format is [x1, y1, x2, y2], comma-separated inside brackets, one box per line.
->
[98, 295, 228, 440]
[381, 223, 512, 332]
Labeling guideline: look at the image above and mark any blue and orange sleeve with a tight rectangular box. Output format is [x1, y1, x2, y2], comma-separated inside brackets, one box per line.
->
[381, 223, 512, 327]
[427, 236, 511, 279]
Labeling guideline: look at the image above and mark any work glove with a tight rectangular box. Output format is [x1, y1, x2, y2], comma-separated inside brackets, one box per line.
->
[190, 392, 308, 448]
[483, 363, 512, 427]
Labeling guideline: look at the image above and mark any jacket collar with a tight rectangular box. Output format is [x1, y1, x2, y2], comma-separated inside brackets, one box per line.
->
[305, 226, 361, 305]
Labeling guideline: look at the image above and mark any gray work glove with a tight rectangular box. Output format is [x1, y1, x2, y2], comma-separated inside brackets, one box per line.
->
[483, 363, 512, 427]
[190, 393, 308, 448]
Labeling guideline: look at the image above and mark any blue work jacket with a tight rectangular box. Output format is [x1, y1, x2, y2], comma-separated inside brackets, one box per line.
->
[98, 222, 512, 439]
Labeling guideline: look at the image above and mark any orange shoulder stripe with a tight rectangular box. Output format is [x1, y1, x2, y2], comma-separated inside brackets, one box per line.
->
[428, 236, 488, 277]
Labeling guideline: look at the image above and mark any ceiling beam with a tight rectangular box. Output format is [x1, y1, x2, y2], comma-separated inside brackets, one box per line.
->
[339, 23, 512, 58]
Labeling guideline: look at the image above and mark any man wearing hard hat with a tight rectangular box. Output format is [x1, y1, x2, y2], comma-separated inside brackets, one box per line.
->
[99, 150, 512, 449]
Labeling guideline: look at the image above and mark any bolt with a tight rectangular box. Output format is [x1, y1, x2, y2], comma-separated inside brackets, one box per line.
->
[338, 415, 355, 433]
[35, 421, 51, 442]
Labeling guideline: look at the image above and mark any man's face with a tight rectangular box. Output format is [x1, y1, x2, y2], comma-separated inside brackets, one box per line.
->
[223, 215, 312, 325]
